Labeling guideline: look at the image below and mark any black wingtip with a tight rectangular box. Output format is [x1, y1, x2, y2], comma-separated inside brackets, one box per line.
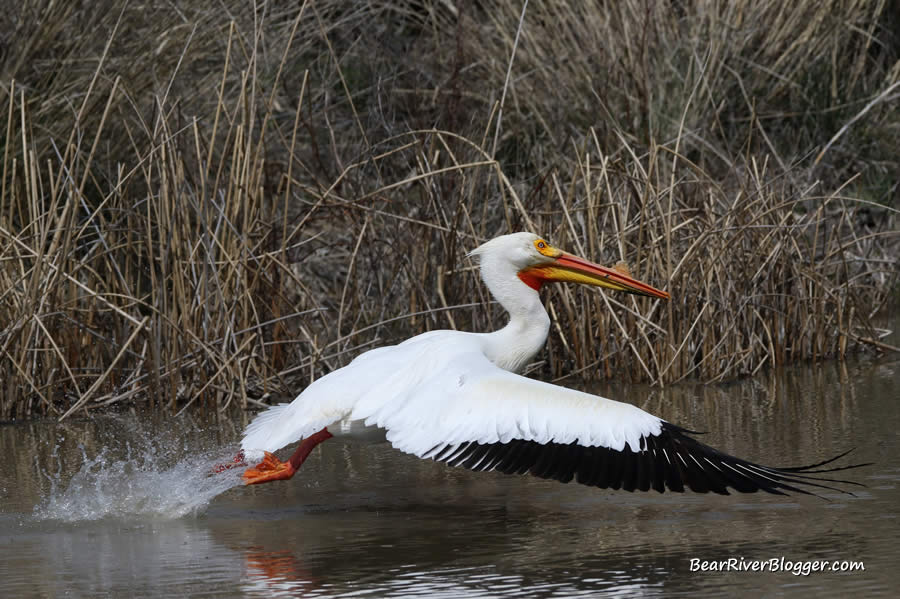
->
[432, 422, 871, 499]
[776, 447, 858, 472]
[664, 426, 871, 498]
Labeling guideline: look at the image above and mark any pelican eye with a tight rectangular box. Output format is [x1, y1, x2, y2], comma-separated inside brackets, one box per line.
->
[534, 239, 555, 256]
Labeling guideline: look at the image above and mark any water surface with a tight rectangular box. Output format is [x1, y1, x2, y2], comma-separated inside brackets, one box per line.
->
[1, 345, 898, 597]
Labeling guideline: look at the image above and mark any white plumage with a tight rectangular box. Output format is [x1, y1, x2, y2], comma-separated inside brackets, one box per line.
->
[238, 232, 863, 496]
[242, 329, 662, 461]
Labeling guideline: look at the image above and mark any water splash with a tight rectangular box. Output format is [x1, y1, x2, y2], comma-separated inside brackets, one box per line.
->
[32, 415, 246, 522]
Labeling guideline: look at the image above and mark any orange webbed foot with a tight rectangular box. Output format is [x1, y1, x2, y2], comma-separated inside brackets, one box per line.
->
[243, 451, 297, 485]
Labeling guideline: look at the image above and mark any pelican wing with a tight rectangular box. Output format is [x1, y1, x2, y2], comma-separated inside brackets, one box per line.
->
[355, 349, 862, 496]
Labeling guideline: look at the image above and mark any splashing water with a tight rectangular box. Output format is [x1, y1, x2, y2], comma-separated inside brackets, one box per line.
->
[32, 415, 247, 522]
[34, 447, 245, 522]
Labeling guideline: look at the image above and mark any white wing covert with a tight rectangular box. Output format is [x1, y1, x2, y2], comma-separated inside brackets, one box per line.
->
[354, 348, 662, 456]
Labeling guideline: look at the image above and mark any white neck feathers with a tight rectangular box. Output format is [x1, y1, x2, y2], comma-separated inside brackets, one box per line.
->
[475, 247, 551, 373]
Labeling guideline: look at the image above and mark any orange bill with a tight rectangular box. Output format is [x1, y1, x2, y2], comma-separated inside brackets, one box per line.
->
[519, 252, 670, 299]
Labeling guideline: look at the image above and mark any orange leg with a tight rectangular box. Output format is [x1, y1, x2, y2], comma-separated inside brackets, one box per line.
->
[243, 428, 333, 485]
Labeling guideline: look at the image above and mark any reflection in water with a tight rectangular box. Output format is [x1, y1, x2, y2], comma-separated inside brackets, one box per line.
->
[0, 350, 898, 597]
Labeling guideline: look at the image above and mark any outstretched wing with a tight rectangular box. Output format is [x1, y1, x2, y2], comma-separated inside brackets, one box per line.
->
[354, 349, 864, 496]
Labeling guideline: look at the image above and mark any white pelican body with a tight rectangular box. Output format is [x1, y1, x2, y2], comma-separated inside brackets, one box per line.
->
[240, 233, 861, 495]
[243, 328, 660, 459]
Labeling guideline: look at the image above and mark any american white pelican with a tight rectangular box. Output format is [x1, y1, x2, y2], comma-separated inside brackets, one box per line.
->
[238, 232, 863, 496]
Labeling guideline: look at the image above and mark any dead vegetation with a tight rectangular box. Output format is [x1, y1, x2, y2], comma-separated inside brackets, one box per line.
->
[1, 0, 898, 420]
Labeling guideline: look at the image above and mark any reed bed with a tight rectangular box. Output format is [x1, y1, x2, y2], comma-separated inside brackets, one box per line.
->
[1, 0, 897, 420]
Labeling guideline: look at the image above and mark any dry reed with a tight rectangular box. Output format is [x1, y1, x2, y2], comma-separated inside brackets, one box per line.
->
[0, 0, 897, 420]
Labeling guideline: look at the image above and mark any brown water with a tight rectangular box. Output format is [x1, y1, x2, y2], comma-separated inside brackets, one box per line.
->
[1, 342, 898, 597]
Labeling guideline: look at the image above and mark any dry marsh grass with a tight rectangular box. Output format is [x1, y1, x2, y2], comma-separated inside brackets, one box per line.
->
[1, 0, 898, 420]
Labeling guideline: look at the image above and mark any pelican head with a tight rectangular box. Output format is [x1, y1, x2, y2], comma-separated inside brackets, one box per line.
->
[470, 232, 669, 300]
